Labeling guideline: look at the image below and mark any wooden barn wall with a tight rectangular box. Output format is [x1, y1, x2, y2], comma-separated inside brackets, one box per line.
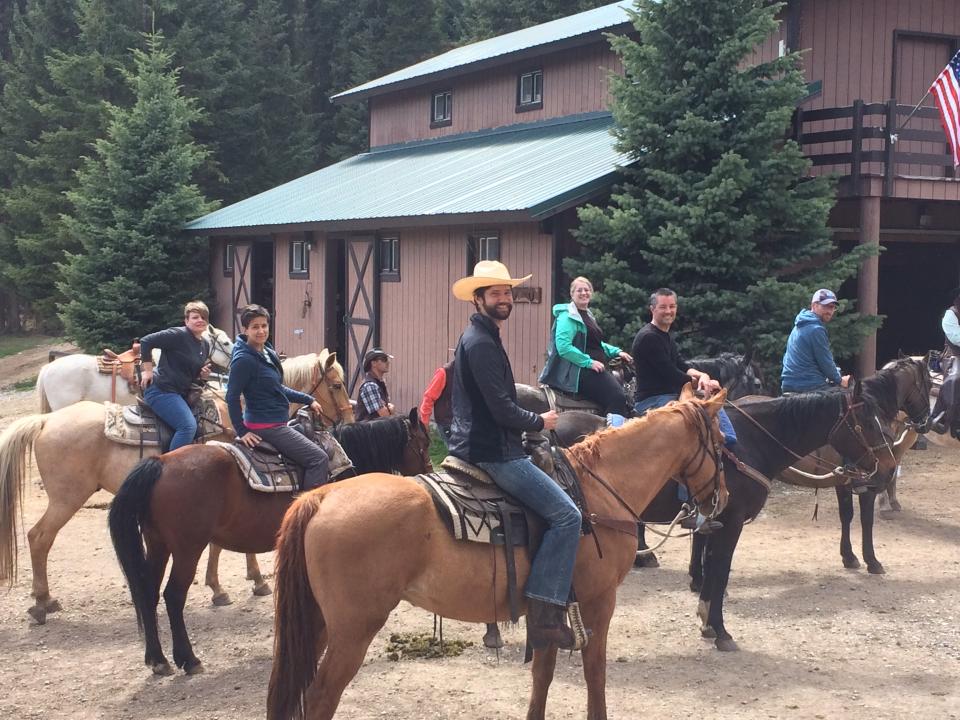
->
[799, 0, 960, 180]
[368, 42, 624, 147]
[208, 237, 252, 335]
[377, 223, 554, 415]
[270, 232, 326, 357]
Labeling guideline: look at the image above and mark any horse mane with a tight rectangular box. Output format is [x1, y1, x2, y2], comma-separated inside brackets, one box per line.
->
[334, 416, 409, 475]
[281, 349, 345, 389]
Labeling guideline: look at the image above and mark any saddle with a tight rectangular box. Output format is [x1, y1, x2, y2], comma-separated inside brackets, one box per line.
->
[103, 388, 221, 453]
[213, 411, 354, 493]
[413, 453, 591, 623]
[541, 385, 606, 415]
[98, 341, 141, 401]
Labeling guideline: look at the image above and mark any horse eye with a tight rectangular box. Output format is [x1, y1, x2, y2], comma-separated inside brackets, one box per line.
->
[330, 383, 343, 391]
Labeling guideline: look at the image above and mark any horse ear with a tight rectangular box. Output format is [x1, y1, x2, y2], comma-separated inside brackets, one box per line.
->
[898, 348, 906, 359]
[852, 379, 862, 400]
[408, 407, 421, 427]
[323, 352, 336, 372]
[704, 388, 727, 417]
[679, 383, 696, 402]
[741, 347, 754, 366]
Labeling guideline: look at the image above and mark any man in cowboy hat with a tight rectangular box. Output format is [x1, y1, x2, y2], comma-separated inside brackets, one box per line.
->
[448, 260, 584, 651]
[781, 288, 851, 393]
[355, 347, 395, 421]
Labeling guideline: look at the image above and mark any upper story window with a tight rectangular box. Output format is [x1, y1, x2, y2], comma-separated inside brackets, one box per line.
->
[516, 69, 543, 112]
[380, 235, 400, 282]
[289, 233, 310, 278]
[467, 232, 500, 272]
[223, 242, 234, 276]
[431, 89, 453, 128]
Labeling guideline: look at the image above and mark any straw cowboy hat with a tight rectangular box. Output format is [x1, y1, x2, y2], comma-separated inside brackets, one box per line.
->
[452, 260, 532, 301]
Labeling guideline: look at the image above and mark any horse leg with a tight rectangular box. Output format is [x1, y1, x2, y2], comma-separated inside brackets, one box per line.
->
[204, 543, 232, 606]
[700, 518, 744, 651]
[580, 589, 616, 720]
[633, 523, 659, 568]
[483, 623, 504, 649]
[836, 487, 860, 569]
[526, 645, 558, 720]
[26, 500, 80, 623]
[884, 470, 902, 512]
[246, 552, 272, 596]
[688, 533, 705, 593]
[859, 490, 885, 574]
[142, 530, 173, 675]
[163, 544, 206, 674]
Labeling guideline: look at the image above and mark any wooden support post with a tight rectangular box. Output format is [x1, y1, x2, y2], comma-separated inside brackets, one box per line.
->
[856, 196, 881, 379]
[851, 99, 864, 196]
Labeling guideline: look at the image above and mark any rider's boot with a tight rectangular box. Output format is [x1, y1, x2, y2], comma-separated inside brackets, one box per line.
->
[526, 599, 579, 651]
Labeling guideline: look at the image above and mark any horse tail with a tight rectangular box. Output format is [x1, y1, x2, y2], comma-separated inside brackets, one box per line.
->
[35, 365, 52, 413]
[0, 415, 46, 583]
[108, 456, 163, 634]
[267, 491, 327, 720]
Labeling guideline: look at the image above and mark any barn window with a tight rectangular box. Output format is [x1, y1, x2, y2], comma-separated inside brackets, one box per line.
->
[516, 70, 543, 112]
[466, 232, 500, 272]
[380, 236, 400, 282]
[431, 90, 453, 128]
[223, 242, 234, 276]
[289, 234, 310, 279]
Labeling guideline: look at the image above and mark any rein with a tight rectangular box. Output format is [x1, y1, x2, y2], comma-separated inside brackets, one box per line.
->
[300, 362, 351, 427]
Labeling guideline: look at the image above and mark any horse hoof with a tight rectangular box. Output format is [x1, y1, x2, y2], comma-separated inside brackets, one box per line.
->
[184, 661, 205, 675]
[868, 563, 885, 575]
[842, 556, 861, 570]
[151, 662, 174, 676]
[700, 625, 717, 639]
[211, 592, 232, 607]
[634, 552, 660, 569]
[26, 606, 47, 625]
[689, 580, 702, 593]
[483, 629, 505, 649]
[44, 598, 63, 613]
[715, 636, 739, 652]
[252, 582, 273, 597]
[889, 501, 902, 512]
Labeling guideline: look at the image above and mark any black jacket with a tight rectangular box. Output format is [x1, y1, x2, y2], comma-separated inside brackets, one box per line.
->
[139, 326, 210, 396]
[631, 323, 690, 402]
[448, 313, 544, 463]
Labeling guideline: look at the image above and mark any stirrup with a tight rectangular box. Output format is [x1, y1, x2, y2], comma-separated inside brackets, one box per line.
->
[680, 513, 723, 534]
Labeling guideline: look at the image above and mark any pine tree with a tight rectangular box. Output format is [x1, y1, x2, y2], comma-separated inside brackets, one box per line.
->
[58, 33, 216, 352]
[462, 0, 610, 41]
[568, 0, 880, 381]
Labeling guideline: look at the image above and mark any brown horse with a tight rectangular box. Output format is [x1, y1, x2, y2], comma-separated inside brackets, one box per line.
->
[266, 393, 728, 720]
[108, 410, 433, 676]
[0, 350, 351, 624]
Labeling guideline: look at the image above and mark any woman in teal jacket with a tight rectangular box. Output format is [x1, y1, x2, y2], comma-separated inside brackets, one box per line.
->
[539, 276, 633, 416]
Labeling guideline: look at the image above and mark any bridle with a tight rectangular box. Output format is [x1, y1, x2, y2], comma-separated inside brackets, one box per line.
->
[205, 326, 233, 370]
[401, 417, 434, 473]
[897, 362, 932, 430]
[304, 363, 353, 428]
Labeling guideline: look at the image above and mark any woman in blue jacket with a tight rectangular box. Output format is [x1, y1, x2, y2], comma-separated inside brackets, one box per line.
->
[226, 304, 329, 490]
[539, 276, 633, 416]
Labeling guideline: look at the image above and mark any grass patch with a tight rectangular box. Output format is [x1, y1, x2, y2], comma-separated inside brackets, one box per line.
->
[385, 632, 472, 661]
[428, 426, 448, 467]
[12, 376, 37, 391]
[0, 334, 62, 359]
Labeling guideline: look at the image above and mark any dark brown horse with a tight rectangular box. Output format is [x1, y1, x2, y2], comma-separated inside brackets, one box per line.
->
[108, 410, 432, 676]
[265, 394, 728, 720]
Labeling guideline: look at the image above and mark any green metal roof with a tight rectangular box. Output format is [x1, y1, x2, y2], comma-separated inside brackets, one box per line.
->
[185, 113, 629, 232]
[331, 1, 633, 103]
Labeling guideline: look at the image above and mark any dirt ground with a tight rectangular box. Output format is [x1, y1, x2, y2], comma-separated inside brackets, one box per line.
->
[1, 347, 958, 720]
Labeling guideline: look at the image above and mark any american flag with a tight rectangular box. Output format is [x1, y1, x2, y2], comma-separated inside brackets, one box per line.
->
[930, 49, 960, 168]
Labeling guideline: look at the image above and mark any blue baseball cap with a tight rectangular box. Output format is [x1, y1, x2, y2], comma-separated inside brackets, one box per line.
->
[811, 288, 838, 305]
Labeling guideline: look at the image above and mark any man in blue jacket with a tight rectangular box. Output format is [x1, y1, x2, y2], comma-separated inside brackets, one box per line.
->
[781, 288, 851, 393]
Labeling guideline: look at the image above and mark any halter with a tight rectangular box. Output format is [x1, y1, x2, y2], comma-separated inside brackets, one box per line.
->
[206, 327, 232, 370]
[304, 363, 353, 428]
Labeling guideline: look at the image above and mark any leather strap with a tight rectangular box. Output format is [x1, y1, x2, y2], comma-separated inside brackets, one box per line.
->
[588, 514, 639, 537]
[721, 446, 772, 491]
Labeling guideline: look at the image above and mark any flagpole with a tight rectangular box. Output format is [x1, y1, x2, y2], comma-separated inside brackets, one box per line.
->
[889, 88, 933, 144]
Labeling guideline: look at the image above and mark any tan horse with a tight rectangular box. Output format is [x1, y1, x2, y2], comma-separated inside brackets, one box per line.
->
[0, 350, 352, 624]
[266, 392, 728, 720]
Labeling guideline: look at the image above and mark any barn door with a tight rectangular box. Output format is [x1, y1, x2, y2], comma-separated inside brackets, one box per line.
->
[230, 241, 253, 336]
[344, 236, 379, 394]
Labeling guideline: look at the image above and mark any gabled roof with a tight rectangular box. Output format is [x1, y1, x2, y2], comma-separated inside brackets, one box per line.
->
[331, 1, 633, 104]
[185, 113, 629, 233]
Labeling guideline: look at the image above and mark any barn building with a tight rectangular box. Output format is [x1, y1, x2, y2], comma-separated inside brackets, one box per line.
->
[187, 0, 960, 410]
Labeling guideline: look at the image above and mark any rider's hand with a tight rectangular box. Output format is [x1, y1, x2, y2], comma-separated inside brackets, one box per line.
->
[590, 360, 605, 373]
[387, 402, 395, 414]
[540, 410, 559, 431]
[199, 362, 212, 380]
[618, 351, 633, 363]
[840, 374, 851, 388]
[239, 431, 261, 448]
[698, 375, 720, 395]
[309, 400, 323, 416]
[139, 368, 153, 389]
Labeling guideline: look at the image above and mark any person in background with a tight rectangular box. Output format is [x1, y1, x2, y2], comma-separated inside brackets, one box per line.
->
[356, 348, 395, 421]
[420, 359, 454, 444]
[781, 288, 851, 394]
[139, 300, 213, 451]
[226, 304, 330, 491]
[539, 276, 633, 417]
[931, 287, 960, 437]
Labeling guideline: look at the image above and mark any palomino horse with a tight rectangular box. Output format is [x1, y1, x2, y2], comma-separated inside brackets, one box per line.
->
[109, 410, 433, 676]
[265, 394, 728, 720]
[0, 350, 352, 624]
[777, 356, 931, 574]
[35, 324, 235, 412]
[555, 383, 898, 652]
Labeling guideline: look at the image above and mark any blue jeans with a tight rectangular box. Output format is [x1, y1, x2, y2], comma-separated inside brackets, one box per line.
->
[477, 457, 581, 606]
[143, 385, 197, 451]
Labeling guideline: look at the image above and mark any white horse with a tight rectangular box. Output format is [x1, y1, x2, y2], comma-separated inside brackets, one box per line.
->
[36, 325, 234, 412]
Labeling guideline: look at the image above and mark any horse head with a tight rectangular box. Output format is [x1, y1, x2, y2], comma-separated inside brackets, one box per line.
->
[204, 324, 234, 370]
[828, 382, 901, 488]
[400, 407, 434, 475]
[313, 349, 355, 426]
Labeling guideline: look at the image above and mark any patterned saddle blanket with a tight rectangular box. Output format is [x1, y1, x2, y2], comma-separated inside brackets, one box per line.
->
[103, 392, 222, 450]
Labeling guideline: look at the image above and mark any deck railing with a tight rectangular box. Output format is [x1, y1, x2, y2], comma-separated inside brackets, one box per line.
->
[793, 99, 955, 196]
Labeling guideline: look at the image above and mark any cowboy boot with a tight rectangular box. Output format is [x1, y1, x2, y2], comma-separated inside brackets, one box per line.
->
[526, 599, 577, 651]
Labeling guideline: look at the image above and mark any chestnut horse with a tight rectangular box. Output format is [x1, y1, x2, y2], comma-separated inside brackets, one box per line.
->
[108, 410, 433, 676]
[0, 350, 351, 624]
[266, 393, 728, 720]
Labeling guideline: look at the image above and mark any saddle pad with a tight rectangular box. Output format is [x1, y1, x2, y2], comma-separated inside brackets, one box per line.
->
[105, 402, 160, 446]
[207, 441, 299, 493]
[414, 471, 529, 547]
